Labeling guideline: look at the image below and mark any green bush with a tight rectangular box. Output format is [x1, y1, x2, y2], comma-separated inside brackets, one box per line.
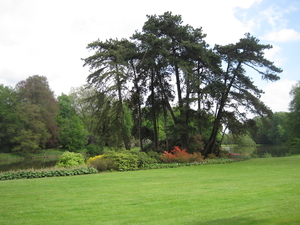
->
[103, 151, 139, 171]
[88, 157, 115, 172]
[0, 167, 98, 181]
[147, 151, 162, 162]
[86, 144, 103, 157]
[262, 152, 272, 158]
[56, 151, 85, 168]
[129, 150, 157, 167]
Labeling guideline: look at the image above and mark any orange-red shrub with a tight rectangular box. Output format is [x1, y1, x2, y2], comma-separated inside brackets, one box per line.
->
[161, 146, 203, 163]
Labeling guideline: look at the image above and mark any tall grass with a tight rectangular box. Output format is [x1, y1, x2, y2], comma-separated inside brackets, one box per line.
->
[0, 156, 299, 224]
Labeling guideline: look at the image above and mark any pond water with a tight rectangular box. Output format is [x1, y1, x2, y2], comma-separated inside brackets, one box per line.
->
[0, 159, 59, 172]
[223, 145, 289, 157]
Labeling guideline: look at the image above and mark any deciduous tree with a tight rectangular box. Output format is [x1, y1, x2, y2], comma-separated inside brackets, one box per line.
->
[15, 75, 59, 148]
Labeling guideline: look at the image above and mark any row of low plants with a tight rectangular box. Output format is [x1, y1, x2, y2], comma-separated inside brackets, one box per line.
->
[0, 147, 251, 181]
[0, 166, 98, 180]
[0, 151, 97, 181]
[86, 146, 251, 172]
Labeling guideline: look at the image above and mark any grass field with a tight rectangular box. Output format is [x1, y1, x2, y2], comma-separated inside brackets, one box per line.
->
[0, 156, 299, 225]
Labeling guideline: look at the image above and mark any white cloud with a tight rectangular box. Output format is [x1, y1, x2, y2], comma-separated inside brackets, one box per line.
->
[263, 45, 286, 66]
[261, 79, 298, 112]
[0, 0, 281, 96]
[260, 4, 297, 29]
[262, 28, 300, 42]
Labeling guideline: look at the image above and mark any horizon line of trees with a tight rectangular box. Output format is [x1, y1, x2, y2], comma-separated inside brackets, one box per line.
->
[1, 12, 299, 156]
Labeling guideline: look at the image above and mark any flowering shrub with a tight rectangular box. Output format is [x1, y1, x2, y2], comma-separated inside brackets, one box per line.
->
[86, 155, 104, 165]
[161, 146, 203, 163]
[86, 155, 114, 171]
[87, 151, 139, 171]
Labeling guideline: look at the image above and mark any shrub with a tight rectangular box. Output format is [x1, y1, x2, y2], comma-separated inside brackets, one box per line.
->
[262, 152, 272, 158]
[86, 155, 115, 171]
[87, 151, 139, 171]
[161, 146, 203, 163]
[207, 154, 217, 159]
[147, 151, 161, 162]
[86, 144, 103, 157]
[0, 166, 98, 181]
[189, 152, 204, 162]
[129, 150, 157, 167]
[56, 151, 85, 168]
[86, 155, 104, 165]
[104, 151, 139, 171]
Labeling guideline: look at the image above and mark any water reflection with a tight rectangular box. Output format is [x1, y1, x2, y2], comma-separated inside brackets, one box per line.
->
[223, 145, 289, 157]
[0, 159, 59, 172]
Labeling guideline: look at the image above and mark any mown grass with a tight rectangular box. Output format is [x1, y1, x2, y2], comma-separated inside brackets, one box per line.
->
[0, 156, 299, 225]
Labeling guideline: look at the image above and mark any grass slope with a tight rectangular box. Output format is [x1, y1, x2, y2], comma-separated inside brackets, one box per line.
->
[0, 156, 299, 225]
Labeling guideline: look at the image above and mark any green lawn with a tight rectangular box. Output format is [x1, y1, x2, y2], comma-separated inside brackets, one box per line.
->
[1, 156, 299, 225]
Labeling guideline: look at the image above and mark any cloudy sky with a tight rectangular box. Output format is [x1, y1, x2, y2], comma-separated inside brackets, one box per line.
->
[0, 0, 299, 113]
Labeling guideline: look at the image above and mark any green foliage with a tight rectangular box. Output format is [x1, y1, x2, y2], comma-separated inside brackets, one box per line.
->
[87, 151, 140, 171]
[103, 151, 139, 171]
[0, 76, 60, 153]
[236, 135, 256, 146]
[12, 103, 50, 153]
[83, 39, 134, 150]
[58, 117, 89, 150]
[86, 155, 114, 172]
[0, 167, 97, 181]
[86, 144, 103, 157]
[286, 82, 300, 150]
[57, 94, 89, 150]
[15, 75, 59, 148]
[262, 152, 273, 158]
[12, 129, 41, 153]
[129, 149, 157, 167]
[250, 112, 288, 145]
[223, 133, 256, 146]
[147, 151, 162, 162]
[56, 151, 85, 168]
[0, 84, 19, 152]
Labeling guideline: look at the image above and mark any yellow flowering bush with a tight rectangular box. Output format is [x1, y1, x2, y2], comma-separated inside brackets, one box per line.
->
[86, 154, 115, 171]
[86, 155, 104, 165]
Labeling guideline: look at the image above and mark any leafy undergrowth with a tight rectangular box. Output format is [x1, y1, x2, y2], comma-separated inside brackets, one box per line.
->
[1, 150, 250, 181]
[142, 154, 250, 170]
[0, 166, 97, 181]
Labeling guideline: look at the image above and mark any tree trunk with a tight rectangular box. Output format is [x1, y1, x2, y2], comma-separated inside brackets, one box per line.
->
[116, 65, 131, 150]
[204, 62, 241, 157]
[132, 61, 143, 151]
[150, 68, 158, 150]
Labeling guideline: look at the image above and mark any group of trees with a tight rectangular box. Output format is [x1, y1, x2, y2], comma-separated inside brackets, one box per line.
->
[1, 12, 299, 156]
[222, 82, 300, 154]
[0, 75, 88, 153]
[81, 12, 282, 156]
